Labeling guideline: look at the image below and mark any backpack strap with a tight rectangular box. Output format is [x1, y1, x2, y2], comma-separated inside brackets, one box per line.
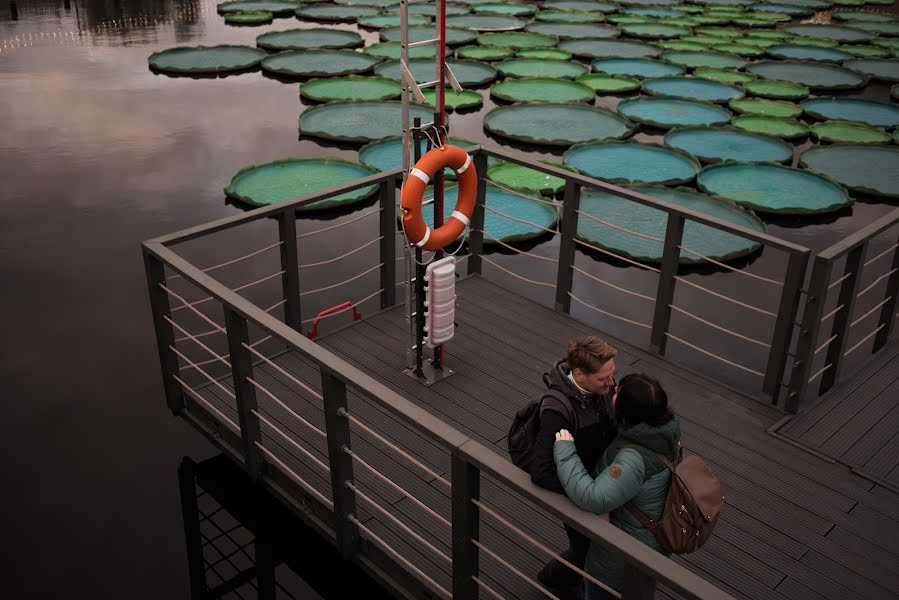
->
[540, 388, 578, 432]
[620, 443, 682, 529]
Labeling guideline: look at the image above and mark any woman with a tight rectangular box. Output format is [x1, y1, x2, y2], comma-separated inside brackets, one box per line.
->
[553, 373, 681, 600]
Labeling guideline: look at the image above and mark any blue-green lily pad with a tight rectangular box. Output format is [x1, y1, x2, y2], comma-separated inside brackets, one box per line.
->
[484, 103, 634, 146]
[299, 101, 434, 144]
[217, 0, 297, 14]
[784, 23, 873, 43]
[660, 50, 748, 69]
[526, 22, 622, 38]
[479, 31, 560, 48]
[591, 57, 685, 78]
[800, 145, 899, 198]
[491, 78, 596, 102]
[256, 28, 363, 51]
[261, 50, 382, 77]
[642, 76, 744, 103]
[446, 14, 528, 30]
[375, 58, 498, 86]
[148, 45, 266, 74]
[564, 141, 701, 185]
[560, 38, 662, 58]
[618, 96, 732, 128]
[843, 59, 899, 83]
[665, 127, 793, 163]
[746, 60, 868, 91]
[766, 44, 851, 62]
[381, 26, 477, 45]
[495, 58, 588, 78]
[359, 136, 477, 173]
[295, 2, 381, 21]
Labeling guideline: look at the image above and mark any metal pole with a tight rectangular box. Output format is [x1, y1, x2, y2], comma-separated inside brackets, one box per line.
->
[821, 242, 867, 394]
[466, 151, 488, 277]
[225, 308, 265, 482]
[451, 453, 480, 600]
[650, 214, 685, 355]
[413, 119, 426, 378]
[321, 370, 359, 561]
[555, 179, 581, 314]
[762, 250, 809, 405]
[874, 229, 899, 352]
[143, 248, 184, 415]
[621, 564, 656, 600]
[278, 210, 302, 332]
[379, 179, 397, 310]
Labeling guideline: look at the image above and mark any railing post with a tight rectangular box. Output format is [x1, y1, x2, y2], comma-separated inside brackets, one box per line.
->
[277, 210, 302, 332]
[784, 256, 832, 413]
[143, 248, 184, 414]
[555, 179, 581, 314]
[874, 229, 899, 352]
[452, 452, 480, 600]
[649, 214, 685, 355]
[225, 308, 265, 482]
[467, 151, 489, 277]
[821, 242, 867, 394]
[379, 178, 397, 309]
[762, 250, 809, 406]
[177, 458, 208, 600]
[621, 564, 656, 600]
[321, 369, 359, 561]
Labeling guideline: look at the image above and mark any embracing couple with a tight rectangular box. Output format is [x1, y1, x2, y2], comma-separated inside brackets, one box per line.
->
[526, 335, 681, 600]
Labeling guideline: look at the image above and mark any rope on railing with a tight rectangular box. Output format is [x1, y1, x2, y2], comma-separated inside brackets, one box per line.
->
[572, 265, 653, 302]
[171, 270, 286, 312]
[481, 255, 555, 288]
[815, 333, 839, 356]
[296, 207, 382, 239]
[485, 179, 561, 207]
[171, 346, 235, 399]
[176, 328, 220, 343]
[165, 315, 231, 368]
[242, 342, 324, 402]
[473, 576, 505, 600]
[343, 447, 451, 529]
[679, 245, 782, 286]
[845, 323, 887, 358]
[299, 237, 383, 270]
[347, 482, 451, 565]
[857, 268, 898, 299]
[864, 241, 899, 268]
[808, 363, 833, 384]
[264, 298, 287, 314]
[252, 409, 329, 472]
[665, 333, 764, 377]
[569, 292, 652, 330]
[821, 303, 844, 323]
[473, 539, 560, 600]
[167, 240, 283, 281]
[850, 296, 893, 329]
[300, 263, 383, 297]
[669, 305, 770, 348]
[190, 335, 272, 369]
[475, 229, 559, 263]
[247, 377, 326, 439]
[160, 283, 227, 333]
[348, 515, 452, 600]
[172, 374, 240, 432]
[300, 288, 384, 325]
[474, 499, 622, 599]
[483, 204, 559, 236]
[576, 209, 664, 245]
[828, 271, 853, 291]
[255, 442, 333, 509]
[673, 276, 777, 318]
[574, 238, 661, 274]
[344, 412, 451, 488]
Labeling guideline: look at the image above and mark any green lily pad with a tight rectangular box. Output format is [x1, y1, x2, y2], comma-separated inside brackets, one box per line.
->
[658, 41, 708, 51]
[375, 58, 498, 86]
[408, 2, 470, 16]
[295, 2, 381, 21]
[642, 76, 744, 103]
[217, 0, 296, 14]
[873, 38, 899, 50]
[577, 185, 765, 264]
[810, 121, 892, 144]
[789, 36, 840, 48]
[299, 101, 434, 144]
[421, 89, 484, 111]
[729, 97, 802, 118]
[623, 6, 689, 17]
[364, 42, 436, 59]
[148, 45, 266, 74]
[225, 158, 377, 209]
[447, 14, 528, 30]
[474, 2, 537, 15]
[484, 103, 634, 146]
[618, 96, 732, 128]
[766, 44, 851, 62]
[576, 73, 643, 92]
[681, 34, 732, 45]
[300, 76, 401, 102]
[839, 44, 892, 58]
[495, 58, 588, 78]
[591, 57, 685, 78]
[801, 97, 899, 128]
[560, 38, 662, 58]
[833, 10, 898, 22]
[516, 47, 574, 60]
[541, 0, 619, 10]
[491, 77, 596, 103]
[261, 50, 381, 78]
[358, 13, 431, 28]
[784, 23, 874, 43]
[456, 45, 515, 60]
[843, 59, 899, 82]
[694, 67, 756, 83]
[746, 60, 868, 91]
[741, 78, 810, 100]
[665, 126, 793, 162]
[713, 43, 766, 56]
[256, 28, 363, 51]
[479, 31, 560, 49]
[359, 136, 477, 173]
[536, 10, 606, 22]
[225, 11, 273, 23]
[750, 2, 814, 15]
[381, 27, 477, 45]
[660, 50, 748, 69]
[525, 22, 622, 38]
[486, 161, 574, 195]
[731, 114, 808, 139]
[334, 0, 398, 6]
[848, 21, 899, 36]
[620, 23, 692, 38]
[564, 140, 701, 185]
[800, 145, 899, 199]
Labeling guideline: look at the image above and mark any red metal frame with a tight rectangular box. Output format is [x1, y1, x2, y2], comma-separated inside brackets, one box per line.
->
[306, 301, 361, 341]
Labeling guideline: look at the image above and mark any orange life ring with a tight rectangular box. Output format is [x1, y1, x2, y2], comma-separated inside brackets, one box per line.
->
[401, 144, 478, 251]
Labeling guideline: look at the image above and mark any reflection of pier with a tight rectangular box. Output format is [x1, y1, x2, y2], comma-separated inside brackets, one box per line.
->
[146, 147, 899, 599]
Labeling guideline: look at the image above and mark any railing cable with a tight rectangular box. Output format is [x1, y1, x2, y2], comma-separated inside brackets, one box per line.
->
[476, 229, 559, 263]
[167, 240, 283, 281]
[172, 270, 286, 312]
[669, 304, 770, 348]
[300, 263, 383, 297]
[486, 179, 561, 207]
[482, 255, 555, 288]
[808, 363, 833, 384]
[241, 342, 324, 401]
[864, 241, 899, 268]
[572, 265, 653, 302]
[665, 333, 764, 377]
[673, 275, 777, 317]
[483, 204, 559, 236]
[569, 292, 652, 330]
[473, 576, 506, 600]
[165, 315, 231, 369]
[828, 271, 853, 291]
[190, 335, 272, 369]
[850, 296, 893, 329]
[845, 323, 887, 357]
[159, 283, 226, 334]
[296, 208, 382, 239]
[473, 539, 560, 600]
[857, 268, 898, 299]
[821, 303, 844, 323]
[247, 377, 326, 438]
[576, 209, 664, 244]
[255, 442, 333, 509]
[170, 346, 235, 399]
[815, 333, 839, 356]
[299, 237, 383, 269]
[678, 245, 782, 286]
[264, 299, 286, 314]
[172, 374, 240, 432]
[253, 409, 329, 472]
[574, 238, 661, 273]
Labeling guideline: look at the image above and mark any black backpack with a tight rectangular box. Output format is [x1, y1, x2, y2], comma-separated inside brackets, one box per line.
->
[508, 387, 578, 473]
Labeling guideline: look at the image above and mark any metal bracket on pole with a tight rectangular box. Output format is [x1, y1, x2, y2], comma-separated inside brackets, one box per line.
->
[400, 62, 426, 104]
[444, 62, 463, 93]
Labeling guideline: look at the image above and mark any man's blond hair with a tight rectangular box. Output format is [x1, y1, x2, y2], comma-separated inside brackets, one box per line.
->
[567, 335, 617, 374]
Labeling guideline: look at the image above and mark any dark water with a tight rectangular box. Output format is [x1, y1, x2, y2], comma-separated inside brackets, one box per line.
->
[1, 0, 897, 596]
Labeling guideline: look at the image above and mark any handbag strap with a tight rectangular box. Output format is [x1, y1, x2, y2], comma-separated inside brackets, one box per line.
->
[621, 442, 681, 528]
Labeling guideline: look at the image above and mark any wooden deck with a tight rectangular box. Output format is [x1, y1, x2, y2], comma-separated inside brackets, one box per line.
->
[197, 275, 899, 600]
[776, 341, 899, 492]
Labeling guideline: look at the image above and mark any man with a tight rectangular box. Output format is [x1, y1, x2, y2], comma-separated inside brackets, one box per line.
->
[533, 335, 618, 599]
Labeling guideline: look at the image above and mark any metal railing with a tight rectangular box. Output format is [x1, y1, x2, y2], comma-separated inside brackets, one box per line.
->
[785, 208, 899, 413]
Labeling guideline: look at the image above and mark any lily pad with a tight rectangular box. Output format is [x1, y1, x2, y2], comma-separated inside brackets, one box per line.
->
[457, 45, 515, 60]
[620, 23, 692, 38]
[525, 22, 622, 38]
[517, 47, 573, 60]
[217, 0, 296, 14]
[560, 38, 662, 58]
[658, 41, 708, 51]
[486, 161, 573, 195]
[479, 31, 560, 49]
[225, 11, 273, 23]
[784, 23, 873, 43]
[474, 2, 537, 15]
[536, 10, 607, 23]
[843, 59, 899, 82]
[225, 158, 377, 210]
[256, 28, 363, 51]
[408, 2, 470, 16]
[447, 14, 528, 30]
[300, 76, 401, 102]
[261, 50, 381, 78]
[800, 145, 899, 198]
[697, 162, 852, 214]
[660, 50, 747, 69]
[357, 13, 431, 28]
[833, 10, 898, 22]
[364, 42, 436, 59]
[750, 2, 814, 15]
[618, 96, 732, 128]
[495, 58, 588, 78]
[375, 58, 498, 86]
[299, 101, 434, 143]
[746, 60, 868, 91]
[642, 76, 744, 103]
[665, 126, 793, 162]
[484, 103, 634, 146]
[839, 44, 892, 58]
[810, 121, 892, 144]
[591, 57, 685, 78]
[766, 44, 851, 62]
[729, 97, 802, 118]
[491, 78, 596, 103]
[713, 43, 766, 56]
[541, 0, 619, 10]
[421, 89, 484, 111]
[576, 73, 643, 93]
[801, 97, 899, 128]
[295, 2, 381, 21]
[741, 78, 810, 100]
[693, 67, 756, 84]
[359, 136, 477, 172]
[577, 185, 765, 263]
[848, 21, 899, 36]
[381, 26, 477, 45]
[148, 45, 266, 74]
[565, 141, 701, 185]
[731, 115, 808, 139]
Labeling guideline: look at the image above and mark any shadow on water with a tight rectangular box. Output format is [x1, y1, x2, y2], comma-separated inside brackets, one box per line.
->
[225, 192, 381, 222]
[760, 205, 853, 230]
[149, 65, 262, 79]
[179, 454, 393, 599]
